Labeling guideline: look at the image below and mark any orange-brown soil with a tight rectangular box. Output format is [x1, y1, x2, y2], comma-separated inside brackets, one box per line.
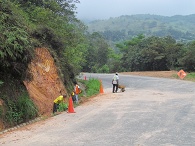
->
[121, 70, 178, 79]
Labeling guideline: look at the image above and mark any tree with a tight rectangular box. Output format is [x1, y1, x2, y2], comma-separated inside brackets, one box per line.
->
[83, 32, 110, 72]
[116, 34, 145, 71]
[0, 0, 32, 77]
[116, 35, 181, 71]
[179, 41, 195, 71]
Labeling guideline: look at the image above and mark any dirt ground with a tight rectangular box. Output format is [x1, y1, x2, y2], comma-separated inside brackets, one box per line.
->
[1, 70, 194, 145]
[121, 70, 178, 79]
[0, 71, 179, 136]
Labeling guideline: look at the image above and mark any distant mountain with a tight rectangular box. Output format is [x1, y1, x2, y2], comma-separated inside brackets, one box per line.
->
[84, 14, 195, 43]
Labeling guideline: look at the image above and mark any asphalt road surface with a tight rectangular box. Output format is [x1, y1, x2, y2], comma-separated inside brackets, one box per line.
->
[0, 73, 195, 146]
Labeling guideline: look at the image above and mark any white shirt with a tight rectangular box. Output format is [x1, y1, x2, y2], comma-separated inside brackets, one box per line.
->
[112, 74, 119, 84]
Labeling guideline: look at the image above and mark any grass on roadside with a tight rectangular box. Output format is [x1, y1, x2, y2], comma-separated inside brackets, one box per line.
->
[57, 78, 101, 112]
[79, 78, 101, 98]
[184, 72, 195, 81]
[58, 103, 68, 112]
[172, 71, 195, 81]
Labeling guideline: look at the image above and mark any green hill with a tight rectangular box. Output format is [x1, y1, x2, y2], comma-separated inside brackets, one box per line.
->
[85, 14, 195, 42]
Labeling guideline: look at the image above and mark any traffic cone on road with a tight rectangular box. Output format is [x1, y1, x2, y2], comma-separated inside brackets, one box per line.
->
[99, 80, 104, 93]
[68, 96, 75, 113]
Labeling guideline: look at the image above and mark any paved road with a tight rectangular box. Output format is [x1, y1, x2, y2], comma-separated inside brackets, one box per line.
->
[0, 73, 195, 146]
[83, 73, 195, 93]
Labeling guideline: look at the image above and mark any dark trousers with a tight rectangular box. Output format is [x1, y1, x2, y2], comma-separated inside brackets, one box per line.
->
[113, 84, 118, 93]
[53, 103, 59, 113]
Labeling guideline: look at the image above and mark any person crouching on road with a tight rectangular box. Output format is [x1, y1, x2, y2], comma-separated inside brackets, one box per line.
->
[53, 94, 67, 114]
[71, 91, 76, 103]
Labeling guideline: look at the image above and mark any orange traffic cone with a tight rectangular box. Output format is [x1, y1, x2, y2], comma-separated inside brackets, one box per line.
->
[99, 80, 104, 93]
[68, 96, 75, 113]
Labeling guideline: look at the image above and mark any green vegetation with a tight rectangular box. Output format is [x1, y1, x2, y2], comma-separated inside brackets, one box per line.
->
[1, 0, 195, 130]
[79, 78, 101, 97]
[110, 35, 195, 72]
[1, 92, 37, 127]
[86, 14, 195, 43]
[0, 0, 87, 128]
[58, 103, 68, 112]
[83, 32, 110, 73]
[184, 72, 195, 82]
[57, 78, 101, 112]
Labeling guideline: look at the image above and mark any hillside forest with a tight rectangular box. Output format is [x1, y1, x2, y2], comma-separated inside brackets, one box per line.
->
[0, 0, 195, 130]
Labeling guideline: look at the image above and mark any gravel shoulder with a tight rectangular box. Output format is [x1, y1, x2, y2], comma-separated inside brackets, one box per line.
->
[1, 87, 194, 146]
[121, 71, 178, 79]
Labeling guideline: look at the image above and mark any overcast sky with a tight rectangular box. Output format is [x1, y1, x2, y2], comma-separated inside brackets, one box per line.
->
[75, 0, 195, 20]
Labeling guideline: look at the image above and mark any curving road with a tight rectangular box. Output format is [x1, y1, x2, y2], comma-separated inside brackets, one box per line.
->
[0, 73, 195, 146]
[84, 73, 195, 93]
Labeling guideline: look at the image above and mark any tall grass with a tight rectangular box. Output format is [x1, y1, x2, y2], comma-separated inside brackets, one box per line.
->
[184, 72, 195, 81]
[79, 78, 101, 97]
[58, 103, 68, 112]
[2, 92, 38, 127]
[17, 93, 38, 122]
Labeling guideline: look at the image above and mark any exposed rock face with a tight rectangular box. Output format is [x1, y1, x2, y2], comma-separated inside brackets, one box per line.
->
[24, 48, 67, 116]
